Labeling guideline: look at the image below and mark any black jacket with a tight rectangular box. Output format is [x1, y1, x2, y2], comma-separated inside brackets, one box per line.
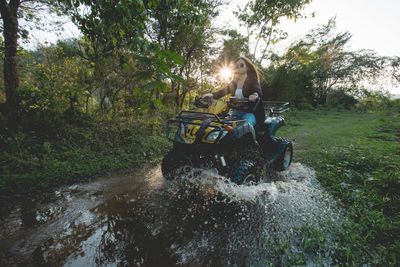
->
[212, 77, 262, 100]
[212, 77, 265, 126]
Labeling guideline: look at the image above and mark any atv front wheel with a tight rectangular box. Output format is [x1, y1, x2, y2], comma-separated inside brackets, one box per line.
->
[233, 160, 264, 185]
[231, 142, 265, 185]
[273, 139, 293, 171]
[161, 150, 193, 180]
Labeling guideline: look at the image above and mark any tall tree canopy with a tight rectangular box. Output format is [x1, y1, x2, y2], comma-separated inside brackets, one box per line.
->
[235, 0, 312, 64]
[64, 0, 220, 111]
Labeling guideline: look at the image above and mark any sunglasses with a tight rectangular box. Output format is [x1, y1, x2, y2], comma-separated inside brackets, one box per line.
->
[236, 63, 245, 69]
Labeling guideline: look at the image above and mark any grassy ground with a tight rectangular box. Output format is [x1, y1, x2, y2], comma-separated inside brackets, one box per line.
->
[277, 109, 400, 265]
[0, 113, 172, 196]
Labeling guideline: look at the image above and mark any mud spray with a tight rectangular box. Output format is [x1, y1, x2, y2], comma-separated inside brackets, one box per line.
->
[0, 164, 343, 266]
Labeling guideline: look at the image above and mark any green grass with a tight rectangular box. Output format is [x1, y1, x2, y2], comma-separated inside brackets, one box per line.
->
[279, 110, 389, 162]
[277, 109, 400, 265]
[0, 114, 172, 195]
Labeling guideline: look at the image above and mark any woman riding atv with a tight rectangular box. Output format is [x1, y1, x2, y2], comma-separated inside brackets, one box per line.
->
[161, 56, 293, 184]
[202, 57, 265, 127]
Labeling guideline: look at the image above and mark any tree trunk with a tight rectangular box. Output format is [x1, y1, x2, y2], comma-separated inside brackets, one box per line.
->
[179, 91, 187, 110]
[175, 83, 181, 108]
[0, 0, 20, 121]
[85, 95, 90, 113]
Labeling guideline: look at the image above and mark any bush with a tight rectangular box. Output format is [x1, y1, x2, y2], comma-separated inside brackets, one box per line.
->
[326, 90, 358, 110]
[297, 101, 313, 110]
[0, 112, 171, 195]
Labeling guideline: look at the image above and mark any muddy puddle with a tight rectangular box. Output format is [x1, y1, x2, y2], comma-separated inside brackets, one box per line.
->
[0, 163, 343, 266]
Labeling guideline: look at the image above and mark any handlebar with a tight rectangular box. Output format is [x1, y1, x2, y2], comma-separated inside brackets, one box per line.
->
[228, 96, 261, 112]
[196, 95, 261, 112]
[263, 101, 289, 115]
[194, 96, 212, 108]
[196, 96, 289, 115]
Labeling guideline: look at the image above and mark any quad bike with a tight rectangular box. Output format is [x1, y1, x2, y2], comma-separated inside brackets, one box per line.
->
[161, 96, 293, 184]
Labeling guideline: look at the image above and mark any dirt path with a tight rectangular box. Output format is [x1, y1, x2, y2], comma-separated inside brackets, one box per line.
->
[0, 163, 342, 266]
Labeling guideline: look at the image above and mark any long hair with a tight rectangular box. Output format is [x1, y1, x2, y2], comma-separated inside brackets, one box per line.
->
[233, 57, 260, 83]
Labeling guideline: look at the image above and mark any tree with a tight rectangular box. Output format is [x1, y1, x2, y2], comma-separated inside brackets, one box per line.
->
[304, 18, 386, 105]
[13, 40, 93, 118]
[235, 0, 312, 64]
[62, 0, 148, 112]
[65, 0, 197, 112]
[267, 17, 388, 107]
[143, 0, 221, 109]
[0, 0, 21, 117]
[219, 29, 249, 62]
[389, 56, 400, 84]
[0, 0, 69, 119]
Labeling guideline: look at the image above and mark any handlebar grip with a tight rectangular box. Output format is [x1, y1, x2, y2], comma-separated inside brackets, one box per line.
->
[252, 97, 261, 112]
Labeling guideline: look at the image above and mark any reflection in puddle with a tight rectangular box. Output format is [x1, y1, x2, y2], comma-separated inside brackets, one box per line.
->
[0, 164, 343, 266]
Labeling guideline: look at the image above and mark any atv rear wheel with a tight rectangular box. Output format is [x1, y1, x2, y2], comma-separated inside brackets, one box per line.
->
[273, 138, 293, 171]
[161, 150, 193, 180]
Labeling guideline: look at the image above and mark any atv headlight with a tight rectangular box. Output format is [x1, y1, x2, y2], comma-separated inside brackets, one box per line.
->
[180, 123, 186, 136]
[205, 130, 228, 142]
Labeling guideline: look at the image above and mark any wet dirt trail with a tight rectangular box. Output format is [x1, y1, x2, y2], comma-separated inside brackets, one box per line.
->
[0, 163, 343, 266]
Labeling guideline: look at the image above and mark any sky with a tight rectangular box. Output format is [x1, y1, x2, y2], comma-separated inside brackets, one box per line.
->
[216, 0, 400, 57]
[215, 0, 400, 94]
[28, 0, 400, 94]
[279, 0, 400, 57]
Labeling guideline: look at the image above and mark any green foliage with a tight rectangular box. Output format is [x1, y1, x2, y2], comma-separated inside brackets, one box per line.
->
[66, 0, 148, 50]
[326, 89, 358, 110]
[14, 42, 92, 119]
[219, 29, 249, 62]
[57, 0, 220, 113]
[317, 143, 400, 265]
[389, 99, 400, 112]
[357, 91, 394, 112]
[0, 0, 72, 118]
[263, 18, 389, 108]
[235, 0, 312, 63]
[134, 46, 184, 109]
[264, 218, 333, 266]
[143, 0, 220, 109]
[0, 115, 171, 194]
[262, 63, 314, 108]
[278, 110, 400, 265]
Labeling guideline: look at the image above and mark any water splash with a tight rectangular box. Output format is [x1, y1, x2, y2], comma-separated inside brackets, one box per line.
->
[163, 163, 343, 265]
[166, 168, 280, 202]
[1, 164, 343, 266]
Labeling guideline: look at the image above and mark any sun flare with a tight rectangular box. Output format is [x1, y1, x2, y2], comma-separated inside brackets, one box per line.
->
[219, 67, 233, 82]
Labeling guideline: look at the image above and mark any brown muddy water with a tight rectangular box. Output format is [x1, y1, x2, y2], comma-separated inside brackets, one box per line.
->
[0, 163, 343, 266]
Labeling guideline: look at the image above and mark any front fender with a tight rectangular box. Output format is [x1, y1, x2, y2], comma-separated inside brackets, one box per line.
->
[221, 122, 257, 145]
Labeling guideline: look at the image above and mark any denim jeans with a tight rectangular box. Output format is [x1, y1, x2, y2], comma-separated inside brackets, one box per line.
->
[230, 109, 256, 126]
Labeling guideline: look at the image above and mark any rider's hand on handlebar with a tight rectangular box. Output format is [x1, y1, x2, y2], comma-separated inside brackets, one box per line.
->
[249, 93, 258, 102]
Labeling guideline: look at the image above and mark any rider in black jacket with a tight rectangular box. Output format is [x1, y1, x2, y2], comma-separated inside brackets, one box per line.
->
[204, 57, 264, 127]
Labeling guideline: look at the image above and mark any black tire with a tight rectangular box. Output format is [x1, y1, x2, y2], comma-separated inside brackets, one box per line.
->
[233, 160, 264, 185]
[161, 150, 193, 180]
[273, 138, 293, 171]
[231, 142, 265, 185]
